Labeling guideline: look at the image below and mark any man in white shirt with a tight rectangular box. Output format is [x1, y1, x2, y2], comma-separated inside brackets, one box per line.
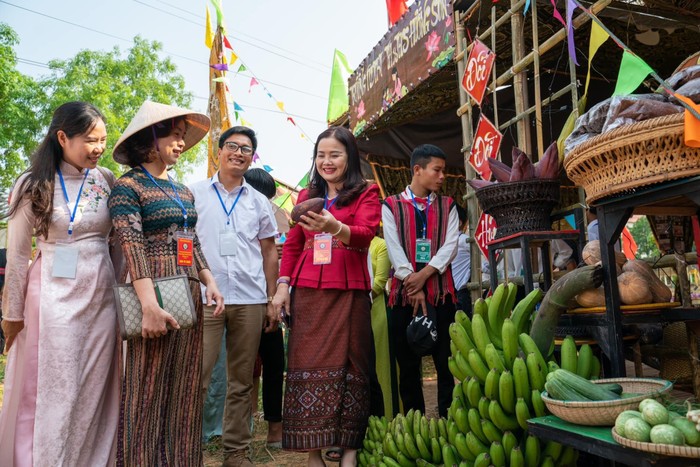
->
[451, 205, 472, 316]
[190, 126, 278, 467]
[382, 144, 460, 418]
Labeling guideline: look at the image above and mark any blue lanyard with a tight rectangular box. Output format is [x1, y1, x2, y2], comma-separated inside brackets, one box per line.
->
[57, 166, 90, 236]
[408, 187, 431, 239]
[324, 193, 338, 211]
[140, 165, 188, 229]
[212, 182, 243, 226]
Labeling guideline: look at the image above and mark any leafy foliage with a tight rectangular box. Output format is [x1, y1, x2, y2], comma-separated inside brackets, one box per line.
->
[0, 25, 204, 190]
[629, 216, 661, 260]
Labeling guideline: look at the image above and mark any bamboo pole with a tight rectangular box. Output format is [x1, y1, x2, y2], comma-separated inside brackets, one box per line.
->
[368, 160, 387, 199]
[457, 0, 612, 117]
[498, 83, 575, 130]
[454, 0, 528, 63]
[510, 0, 531, 152]
[531, 0, 544, 159]
[454, 9, 483, 303]
[491, 5, 500, 129]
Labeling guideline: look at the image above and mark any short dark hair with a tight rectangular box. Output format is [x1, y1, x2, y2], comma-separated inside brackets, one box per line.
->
[410, 144, 446, 169]
[120, 116, 187, 167]
[456, 204, 467, 225]
[588, 206, 597, 216]
[244, 168, 276, 199]
[219, 126, 257, 152]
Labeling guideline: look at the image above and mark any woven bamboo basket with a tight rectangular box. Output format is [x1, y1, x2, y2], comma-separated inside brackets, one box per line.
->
[564, 113, 700, 204]
[541, 377, 673, 426]
[474, 179, 560, 238]
[612, 429, 700, 458]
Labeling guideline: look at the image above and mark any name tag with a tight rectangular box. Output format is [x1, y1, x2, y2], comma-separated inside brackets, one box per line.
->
[176, 231, 194, 267]
[219, 229, 237, 256]
[53, 242, 79, 279]
[313, 233, 332, 265]
[415, 238, 431, 263]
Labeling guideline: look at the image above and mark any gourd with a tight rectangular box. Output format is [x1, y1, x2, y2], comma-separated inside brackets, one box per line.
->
[641, 400, 669, 426]
[617, 271, 653, 305]
[575, 286, 606, 307]
[670, 417, 700, 446]
[649, 425, 685, 445]
[622, 259, 672, 303]
[615, 411, 642, 437]
[624, 417, 652, 442]
[581, 240, 628, 267]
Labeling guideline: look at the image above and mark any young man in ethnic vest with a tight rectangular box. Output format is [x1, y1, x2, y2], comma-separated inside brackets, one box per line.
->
[382, 144, 460, 418]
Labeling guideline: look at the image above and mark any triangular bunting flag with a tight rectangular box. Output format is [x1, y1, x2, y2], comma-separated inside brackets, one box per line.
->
[276, 101, 285, 112]
[233, 102, 244, 112]
[613, 50, 654, 96]
[523, 0, 531, 15]
[230, 51, 238, 65]
[204, 6, 214, 48]
[240, 118, 251, 127]
[621, 227, 638, 260]
[550, 0, 566, 26]
[298, 172, 310, 188]
[287, 117, 296, 126]
[234, 111, 239, 121]
[326, 49, 353, 122]
[566, 0, 579, 66]
[584, 22, 609, 97]
[252, 152, 260, 163]
[237, 64, 247, 73]
[249, 78, 259, 93]
[263, 165, 273, 173]
[223, 36, 234, 50]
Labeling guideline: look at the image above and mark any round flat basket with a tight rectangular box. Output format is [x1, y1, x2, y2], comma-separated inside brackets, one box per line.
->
[475, 179, 560, 238]
[541, 378, 673, 426]
[612, 428, 700, 458]
[564, 113, 700, 204]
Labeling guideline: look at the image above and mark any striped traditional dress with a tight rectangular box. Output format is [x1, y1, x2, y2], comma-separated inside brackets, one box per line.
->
[108, 167, 208, 466]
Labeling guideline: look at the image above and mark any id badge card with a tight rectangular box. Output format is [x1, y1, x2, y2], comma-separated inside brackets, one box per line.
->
[415, 238, 431, 263]
[53, 242, 79, 279]
[219, 229, 237, 256]
[313, 233, 332, 265]
[175, 231, 194, 267]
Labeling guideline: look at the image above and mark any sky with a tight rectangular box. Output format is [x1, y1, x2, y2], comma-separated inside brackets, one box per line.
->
[1, 0, 395, 187]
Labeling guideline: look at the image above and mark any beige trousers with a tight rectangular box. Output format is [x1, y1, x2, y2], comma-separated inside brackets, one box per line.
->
[202, 304, 266, 453]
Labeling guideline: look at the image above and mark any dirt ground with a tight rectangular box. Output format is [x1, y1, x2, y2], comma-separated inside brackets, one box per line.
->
[204, 358, 439, 466]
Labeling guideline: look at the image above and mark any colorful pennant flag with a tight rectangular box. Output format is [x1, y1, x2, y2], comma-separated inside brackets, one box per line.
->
[210, 0, 224, 28]
[263, 165, 273, 173]
[230, 51, 238, 64]
[613, 51, 654, 96]
[212, 77, 227, 83]
[287, 117, 296, 126]
[385, 0, 408, 27]
[252, 152, 260, 163]
[566, 0, 579, 66]
[621, 227, 638, 260]
[241, 118, 252, 127]
[223, 36, 233, 50]
[298, 172, 310, 188]
[584, 22, 609, 97]
[233, 102, 244, 112]
[237, 64, 247, 73]
[276, 101, 285, 112]
[523, 0, 531, 16]
[204, 6, 214, 48]
[550, 0, 566, 26]
[249, 77, 259, 92]
[210, 63, 229, 71]
[326, 49, 353, 122]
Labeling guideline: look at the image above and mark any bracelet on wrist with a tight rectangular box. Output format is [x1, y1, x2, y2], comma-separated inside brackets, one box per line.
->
[276, 278, 290, 286]
[330, 221, 344, 236]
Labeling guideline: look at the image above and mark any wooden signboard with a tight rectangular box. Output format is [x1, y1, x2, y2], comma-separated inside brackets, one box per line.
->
[348, 0, 455, 136]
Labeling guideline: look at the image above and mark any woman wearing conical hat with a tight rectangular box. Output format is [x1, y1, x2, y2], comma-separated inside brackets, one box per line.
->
[108, 100, 224, 466]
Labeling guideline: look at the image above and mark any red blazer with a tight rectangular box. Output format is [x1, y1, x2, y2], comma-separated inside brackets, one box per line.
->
[280, 184, 380, 290]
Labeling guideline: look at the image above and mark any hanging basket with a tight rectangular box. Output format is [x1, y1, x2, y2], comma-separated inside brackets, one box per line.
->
[475, 179, 560, 238]
[564, 113, 700, 204]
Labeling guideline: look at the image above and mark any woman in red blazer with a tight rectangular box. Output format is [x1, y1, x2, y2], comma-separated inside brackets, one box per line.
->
[272, 126, 380, 467]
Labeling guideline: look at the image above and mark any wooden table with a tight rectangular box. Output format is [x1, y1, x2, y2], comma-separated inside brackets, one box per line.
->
[527, 416, 699, 466]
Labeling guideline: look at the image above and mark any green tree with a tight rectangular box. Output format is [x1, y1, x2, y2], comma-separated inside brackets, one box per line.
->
[629, 216, 661, 259]
[40, 36, 203, 178]
[0, 23, 44, 190]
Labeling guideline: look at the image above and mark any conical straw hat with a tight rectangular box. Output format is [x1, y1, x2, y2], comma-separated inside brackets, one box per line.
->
[113, 100, 210, 164]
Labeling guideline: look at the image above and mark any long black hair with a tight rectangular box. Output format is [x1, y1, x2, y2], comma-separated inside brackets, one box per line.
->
[7, 102, 105, 238]
[307, 126, 367, 207]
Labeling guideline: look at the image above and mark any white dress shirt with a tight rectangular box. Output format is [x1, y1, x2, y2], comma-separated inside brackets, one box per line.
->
[452, 233, 471, 290]
[189, 174, 277, 305]
[382, 187, 460, 281]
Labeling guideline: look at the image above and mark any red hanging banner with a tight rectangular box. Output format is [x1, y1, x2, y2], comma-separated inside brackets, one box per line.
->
[474, 212, 498, 258]
[461, 39, 496, 106]
[469, 114, 502, 181]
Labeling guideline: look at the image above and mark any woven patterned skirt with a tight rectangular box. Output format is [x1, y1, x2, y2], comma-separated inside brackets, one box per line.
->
[282, 288, 372, 451]
[117, 280, 204, 466]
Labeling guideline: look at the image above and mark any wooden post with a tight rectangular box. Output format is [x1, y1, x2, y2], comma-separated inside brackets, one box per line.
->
[531, 0, 544, 159]
[454, 9, 482, 303]
[510, 0, 531, 153]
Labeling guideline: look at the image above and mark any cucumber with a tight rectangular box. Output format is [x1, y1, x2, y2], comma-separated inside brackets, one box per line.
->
[596, 383, 623, 395]
[670, 417, 700, 446]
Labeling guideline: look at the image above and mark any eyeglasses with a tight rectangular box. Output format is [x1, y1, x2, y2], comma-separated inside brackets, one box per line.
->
[222, 141, 254, 155]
